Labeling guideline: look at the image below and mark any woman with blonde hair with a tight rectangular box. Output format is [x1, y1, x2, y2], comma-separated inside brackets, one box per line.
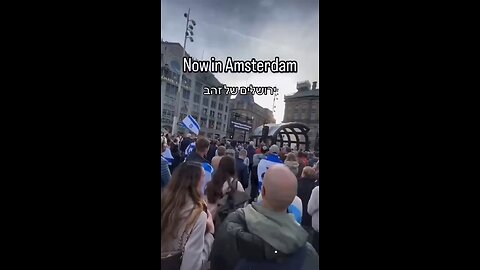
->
[161, 162, 215, 270]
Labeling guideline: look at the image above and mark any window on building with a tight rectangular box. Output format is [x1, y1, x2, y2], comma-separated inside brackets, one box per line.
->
[211, 100, 217, 109]
[166, 83, 176, 97]
[182, 89, 190, 100]
[181, 100, 189, 112]
[192, 113, 199, 122]
[194, 93, 201, 104]
[200, 117, 207, 128]
[209, 120, 215, 129]
[218, 103, 223, 111]
[181, 75, 192, 87]
[172, 72, 179, 83]
[202, 108, 208, 117]
[195, 82, 202, 92]
[210, 110, 215, 118]
[163, 96, 175, 107]
[217, 112, 222, 119]
[192, 104, 200, 114]
[223, 123, 226, 130]
[216, 122, 221, 130]
[225, 106, 228, 113]
[203, 97, 210, 106]
[224, 115, 227, 121]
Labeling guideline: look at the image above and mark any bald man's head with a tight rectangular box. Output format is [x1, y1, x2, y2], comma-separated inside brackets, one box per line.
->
[261, 165, 298, 212]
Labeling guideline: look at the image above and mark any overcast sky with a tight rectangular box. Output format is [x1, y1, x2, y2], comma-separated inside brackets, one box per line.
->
[161, 0, 319, 123]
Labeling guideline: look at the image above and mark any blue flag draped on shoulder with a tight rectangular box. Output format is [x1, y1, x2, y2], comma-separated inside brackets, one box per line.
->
[202, 162, 214, 194]
[161, 147, 174, 166]
[182, 115, 200, 135]
[185, 142, 196, 156]
[257, 153, 284, 193]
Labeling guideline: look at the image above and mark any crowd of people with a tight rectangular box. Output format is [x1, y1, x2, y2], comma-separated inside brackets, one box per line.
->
[161, 132, 320, 270]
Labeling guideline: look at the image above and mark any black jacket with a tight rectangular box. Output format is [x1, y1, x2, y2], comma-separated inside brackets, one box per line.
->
[235, 157, 249, 188]
[169, 151, 183, 174]
[207, 145, 217, 163]
[246, 145, 255, 164]
[209, 208, 318, 270]
[180, 137, 192, 153]
[185, 152, 208, 164]
[297, 177, 317, 227]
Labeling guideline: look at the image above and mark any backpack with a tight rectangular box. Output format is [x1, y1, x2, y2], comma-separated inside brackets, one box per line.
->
[234, 245, 308, 270]
[214, 179, 250, 230]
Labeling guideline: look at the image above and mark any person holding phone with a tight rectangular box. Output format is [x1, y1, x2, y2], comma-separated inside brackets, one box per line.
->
[161, 162, 215, 270]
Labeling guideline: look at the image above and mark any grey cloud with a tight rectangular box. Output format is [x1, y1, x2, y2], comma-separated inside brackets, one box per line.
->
[161, 0, 319, 122]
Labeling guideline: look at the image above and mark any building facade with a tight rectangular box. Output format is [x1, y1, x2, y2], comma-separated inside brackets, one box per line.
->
[161, 41, 231, 138]
[227, 92, 276, 142]
[283, 80, 319, 151]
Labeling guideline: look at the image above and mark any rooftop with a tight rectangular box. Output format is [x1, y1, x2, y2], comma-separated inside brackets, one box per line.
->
[285, 88, 319, 99]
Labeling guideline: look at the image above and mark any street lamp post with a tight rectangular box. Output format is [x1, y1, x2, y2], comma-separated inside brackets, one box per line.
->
[171, 8, 196, 135]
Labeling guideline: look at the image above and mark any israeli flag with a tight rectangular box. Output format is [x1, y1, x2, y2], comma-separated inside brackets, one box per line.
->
[257, 153, 284, 193]
[185, 142, 196, 156]
[182, 115, 200, 135]
[202, 162, 214, 194]
[161, 147, 174, 166]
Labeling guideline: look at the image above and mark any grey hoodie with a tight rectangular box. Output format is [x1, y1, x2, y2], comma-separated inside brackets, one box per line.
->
[244, 204, 308, 254]
[209, 203, 318, 270]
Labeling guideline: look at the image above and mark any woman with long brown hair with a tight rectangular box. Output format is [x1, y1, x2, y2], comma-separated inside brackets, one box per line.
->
[205, 156, 244, 218]
[161, 162, 214, 270]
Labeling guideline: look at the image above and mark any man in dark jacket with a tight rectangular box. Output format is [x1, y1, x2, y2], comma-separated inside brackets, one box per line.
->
[297, 166, 317, 229]
[246, 141, 256, 173]
[206, 139, 217, 163]
[237, 149, 249, 188]
[185, 136, 210, 164]
[226, 149, 249, 189]
[180, 133, 192, 154]
[209, 166, 318, 270]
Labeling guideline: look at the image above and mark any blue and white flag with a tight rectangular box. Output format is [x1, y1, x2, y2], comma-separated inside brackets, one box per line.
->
[202, 162, 214, 194]
[182, 115, 200, 135]
[257, 153, 284, 192]
[161, 147, 174, 166]
[185, 142, 196, 156]
[257, 194, 303, 224]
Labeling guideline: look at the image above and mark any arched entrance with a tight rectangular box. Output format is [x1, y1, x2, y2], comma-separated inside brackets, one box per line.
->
[251, 122, 311, 151]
